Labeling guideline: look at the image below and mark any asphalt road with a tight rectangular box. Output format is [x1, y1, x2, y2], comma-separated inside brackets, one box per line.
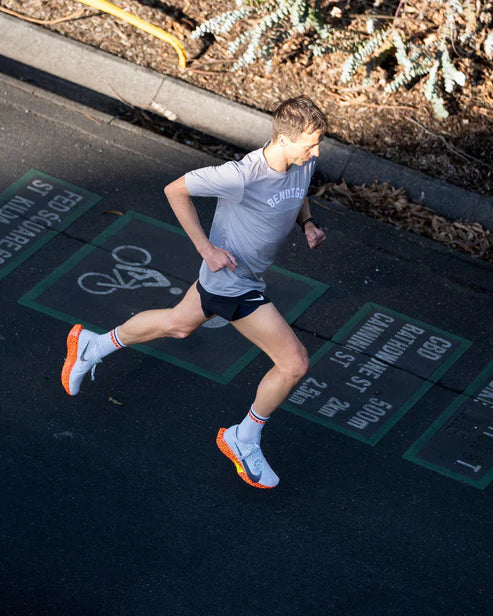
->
[0, 73, 492, 616]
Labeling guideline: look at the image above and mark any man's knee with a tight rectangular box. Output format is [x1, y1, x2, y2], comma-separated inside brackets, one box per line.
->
[169, 327, 194, 339]
[162, 310, 201, 339]
[279, 344, 309, 383]
[163, 319, 196, 339]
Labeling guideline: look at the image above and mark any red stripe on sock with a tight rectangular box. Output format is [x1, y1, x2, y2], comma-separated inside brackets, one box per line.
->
[110, 329, 124, 349]
[249, 409, 266, 425]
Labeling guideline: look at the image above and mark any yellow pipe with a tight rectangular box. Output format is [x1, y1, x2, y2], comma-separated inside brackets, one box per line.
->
[76, 0, 186, 68]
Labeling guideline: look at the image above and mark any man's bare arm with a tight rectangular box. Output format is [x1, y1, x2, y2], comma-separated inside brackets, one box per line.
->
[164, 176, 237, 272]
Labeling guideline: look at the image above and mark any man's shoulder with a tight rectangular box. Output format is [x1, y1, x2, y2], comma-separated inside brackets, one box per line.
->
[239, 147, 264, 167]
[237, 146, 272, 182]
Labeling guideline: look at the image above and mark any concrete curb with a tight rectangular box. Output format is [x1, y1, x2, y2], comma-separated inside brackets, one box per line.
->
[1, 12, 492, 230]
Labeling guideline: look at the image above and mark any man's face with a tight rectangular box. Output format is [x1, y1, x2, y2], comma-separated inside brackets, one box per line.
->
[281, 129, 325, 166]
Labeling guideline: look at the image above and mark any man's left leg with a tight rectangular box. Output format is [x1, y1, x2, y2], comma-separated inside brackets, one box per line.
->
[216, 303, 309, 489]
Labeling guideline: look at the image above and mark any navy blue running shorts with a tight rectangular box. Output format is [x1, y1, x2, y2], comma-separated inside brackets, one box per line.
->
[196, 280, 271, 322]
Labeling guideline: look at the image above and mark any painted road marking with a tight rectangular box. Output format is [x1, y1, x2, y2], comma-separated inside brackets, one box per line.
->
[404, 361, 493, 489]
[0, 170, 101, 280]
[77, 244, 182, 296]
[282, 303, 470, 445]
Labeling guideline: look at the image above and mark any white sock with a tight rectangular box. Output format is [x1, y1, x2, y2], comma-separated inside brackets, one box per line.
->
[87, 327, 126, 360]
[237, 406, 270, 444]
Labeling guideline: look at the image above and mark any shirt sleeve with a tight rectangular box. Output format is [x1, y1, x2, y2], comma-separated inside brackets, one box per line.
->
[185, 160, 244, 203]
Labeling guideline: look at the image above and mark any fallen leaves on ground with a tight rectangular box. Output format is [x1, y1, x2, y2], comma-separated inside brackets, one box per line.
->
[314, 180, 493, 264]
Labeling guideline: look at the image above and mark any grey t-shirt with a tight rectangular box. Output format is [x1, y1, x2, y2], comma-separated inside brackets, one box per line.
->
[185, 145, 316, 296]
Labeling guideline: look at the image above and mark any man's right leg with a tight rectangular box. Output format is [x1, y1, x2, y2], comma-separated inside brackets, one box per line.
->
[61, 282, 208, 395]
[116, 281, 209, 344]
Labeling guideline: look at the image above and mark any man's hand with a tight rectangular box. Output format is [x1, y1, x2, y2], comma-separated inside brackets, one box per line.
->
[202, 243, 238, 272]
[304, 222, 326, 249]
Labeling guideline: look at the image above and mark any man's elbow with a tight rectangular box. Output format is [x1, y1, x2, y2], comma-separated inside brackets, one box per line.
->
[164, 177, 187, 200]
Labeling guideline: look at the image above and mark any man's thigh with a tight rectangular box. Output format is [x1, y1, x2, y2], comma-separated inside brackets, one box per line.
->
[230, 302, 306, 366]
[169, 280, 213, 333]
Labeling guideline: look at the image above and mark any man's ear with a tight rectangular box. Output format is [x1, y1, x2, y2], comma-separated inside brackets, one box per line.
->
[277, 133, 290, 147]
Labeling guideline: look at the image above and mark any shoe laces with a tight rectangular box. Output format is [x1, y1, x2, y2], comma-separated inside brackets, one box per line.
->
[237, 441, 264, 473]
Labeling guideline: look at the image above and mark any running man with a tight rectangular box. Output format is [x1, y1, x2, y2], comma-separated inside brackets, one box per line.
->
[61, 96, 327, 489]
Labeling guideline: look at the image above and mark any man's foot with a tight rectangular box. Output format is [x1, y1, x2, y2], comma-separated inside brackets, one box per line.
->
[216, 426, 279, 489]
[61, 324, 101, 396]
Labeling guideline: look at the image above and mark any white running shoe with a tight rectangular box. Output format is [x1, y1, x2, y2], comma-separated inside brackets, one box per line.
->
[216, 425, 279, 489]
[61, 324, 101, 396]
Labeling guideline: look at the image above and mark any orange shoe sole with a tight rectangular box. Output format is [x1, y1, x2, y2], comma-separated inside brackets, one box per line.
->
[61, 323, 83, 396]
[216, 428, 273, 489]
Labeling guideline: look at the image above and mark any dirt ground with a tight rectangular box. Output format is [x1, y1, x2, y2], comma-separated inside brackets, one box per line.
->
[2, 0, 492, 197]
[1, 0, 493, 264]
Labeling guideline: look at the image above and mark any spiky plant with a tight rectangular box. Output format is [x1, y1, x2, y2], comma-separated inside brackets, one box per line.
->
[192, 0, 329, 72]
[192, 0, 493, 118]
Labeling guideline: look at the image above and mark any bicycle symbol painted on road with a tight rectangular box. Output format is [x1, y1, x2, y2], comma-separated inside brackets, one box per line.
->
[77, 245, 183, 296]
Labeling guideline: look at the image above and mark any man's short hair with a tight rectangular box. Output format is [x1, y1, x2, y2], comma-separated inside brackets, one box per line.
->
[272, 96, 327, 141]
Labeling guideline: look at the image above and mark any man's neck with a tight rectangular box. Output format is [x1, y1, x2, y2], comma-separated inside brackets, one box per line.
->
[263, 141, 290, 173]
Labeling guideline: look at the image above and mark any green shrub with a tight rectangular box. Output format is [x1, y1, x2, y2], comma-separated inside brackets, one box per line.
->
[192, 0, 493, 118]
